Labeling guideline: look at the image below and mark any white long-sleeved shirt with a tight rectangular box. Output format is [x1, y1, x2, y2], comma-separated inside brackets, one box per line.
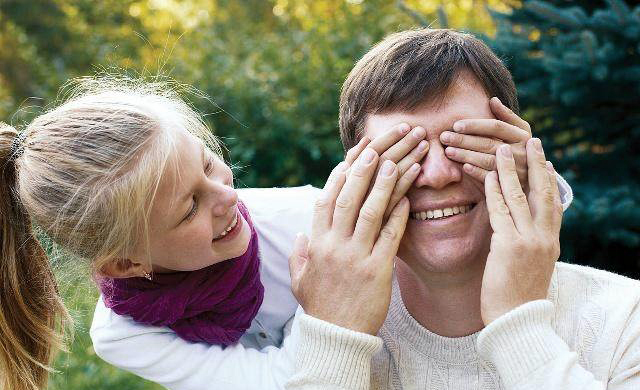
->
[91, 176, 574, 390]
[287, 262, 640, 390]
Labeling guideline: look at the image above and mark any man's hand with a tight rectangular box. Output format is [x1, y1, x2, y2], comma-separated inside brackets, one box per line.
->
[289, 149, 411, 335]
[440, 97, 532, 190]
[480, 138, 563, 324]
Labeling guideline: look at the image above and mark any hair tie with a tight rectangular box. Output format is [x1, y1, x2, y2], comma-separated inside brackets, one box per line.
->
[9, 131, 28, 162]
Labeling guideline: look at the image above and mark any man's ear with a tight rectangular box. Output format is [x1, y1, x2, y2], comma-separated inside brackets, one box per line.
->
[98, 258, 149, 279]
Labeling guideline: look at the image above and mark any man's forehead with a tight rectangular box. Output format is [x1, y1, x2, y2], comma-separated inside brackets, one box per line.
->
[364, 96, 492, 141]
[362, 70, 492, 140]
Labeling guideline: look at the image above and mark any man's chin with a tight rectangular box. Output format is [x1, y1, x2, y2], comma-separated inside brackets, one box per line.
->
[397, 238, 489, 275]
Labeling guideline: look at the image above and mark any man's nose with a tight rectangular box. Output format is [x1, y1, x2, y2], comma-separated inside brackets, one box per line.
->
[209, 183, 238, 216]
[413, 139, 463, 189]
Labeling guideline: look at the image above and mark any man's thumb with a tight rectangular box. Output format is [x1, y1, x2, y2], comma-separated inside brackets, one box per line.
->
[288, 232, 309, 280]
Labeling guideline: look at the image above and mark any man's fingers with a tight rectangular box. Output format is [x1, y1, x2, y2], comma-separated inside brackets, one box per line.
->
[489, 96, 532, 135]
[371, 197, 409, 263]
[312, 162, 348, 236]
[445, 147, 496, 171]
[496, 145, 534, 234]
[344, 136, 372, 165]
[366, 123, 411, 155]
[384, 163, 420, 219]
[333, 149, 379, 237]
[484, 171, 517, 234]
[353, 160, 398, 248]
[453, 119, 530, 143]
[525, 138, 555, 229]
[440, 131, 503, 154]
[463, 163, 490, 183]
[546, 161, 563, 235]
[288, 233, 309, 299]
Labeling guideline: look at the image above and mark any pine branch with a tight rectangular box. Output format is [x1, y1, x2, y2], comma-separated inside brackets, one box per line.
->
[396, 1, 430, 27]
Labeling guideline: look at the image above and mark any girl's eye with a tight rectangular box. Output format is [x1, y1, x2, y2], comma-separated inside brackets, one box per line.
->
[205, 156, 215, 176]
[185, 195, 198, 221]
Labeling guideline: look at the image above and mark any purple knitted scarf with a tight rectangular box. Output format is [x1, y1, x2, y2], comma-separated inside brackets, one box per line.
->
[97, 201, 264, 346]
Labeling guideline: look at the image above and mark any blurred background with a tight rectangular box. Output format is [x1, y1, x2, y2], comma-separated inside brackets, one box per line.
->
[1, 0, 639, 388]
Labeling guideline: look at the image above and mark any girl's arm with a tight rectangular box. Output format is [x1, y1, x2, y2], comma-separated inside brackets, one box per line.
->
[90, 298, 300, 390]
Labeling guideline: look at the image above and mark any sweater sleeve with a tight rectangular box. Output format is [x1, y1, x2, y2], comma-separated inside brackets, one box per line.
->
[90, 298, 299, 390]
[477, 299, 640, 390]
[286, 313, 382, 390]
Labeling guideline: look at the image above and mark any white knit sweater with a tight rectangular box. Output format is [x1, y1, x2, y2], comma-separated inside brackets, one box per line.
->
[287, 262, 640, 389]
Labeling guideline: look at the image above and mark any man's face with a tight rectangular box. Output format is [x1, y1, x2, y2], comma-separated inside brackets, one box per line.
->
[363, 71, 493, 274]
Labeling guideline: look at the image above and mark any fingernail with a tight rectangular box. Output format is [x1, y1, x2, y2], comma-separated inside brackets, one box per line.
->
[380, 160, 395, 176]
[453, 122, 464, 132]
[440, 132, 452, 143]
[493, 96, 502, 105]
[500, 144, 513, 158]
[398, 123, 410, 135]
[336, 161, 349, 172]
[532, 138, 542, 152]
[418, 140, 429, 152]
[445, 146, 455, 156]
[360, 148, 376, 164]
[546, 161, 554, 173]
[412, 126, 425, 139]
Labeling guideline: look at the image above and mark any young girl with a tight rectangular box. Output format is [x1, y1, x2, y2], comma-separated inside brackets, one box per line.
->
[1, 75, 429, 390]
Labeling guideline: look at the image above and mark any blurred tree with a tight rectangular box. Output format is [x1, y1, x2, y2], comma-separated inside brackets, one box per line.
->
[489, 0, 640, 278]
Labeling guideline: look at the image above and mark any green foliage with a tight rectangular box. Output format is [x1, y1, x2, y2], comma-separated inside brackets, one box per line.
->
[489, 0, 640, 278]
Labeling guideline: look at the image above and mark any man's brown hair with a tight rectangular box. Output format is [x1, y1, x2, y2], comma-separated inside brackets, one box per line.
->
[339, 28, 519, 150]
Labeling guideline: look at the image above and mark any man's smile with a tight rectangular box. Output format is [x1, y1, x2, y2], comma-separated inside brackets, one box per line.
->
[410, 203, 477, 221]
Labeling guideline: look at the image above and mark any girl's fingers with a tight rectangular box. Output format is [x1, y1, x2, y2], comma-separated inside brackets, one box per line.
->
[496, 145, 534, 234]
[396, 140, 428, 178]
[353, 160, 398, 248]
[484, 171, 517, 234]
[525, 138, 555, 229]
[445, 147, 496, 171]
[312, 162, 348, 235]
[366, 123, 412, 155]
[440, 131, 503, 154]
[345, 136, 372, 165]
[371, 197, 409, 263]
[378, 126, 427, 166]
[489, 97, 532, 135]
[384, 163, 420, 219]
[463, 163, 490, 183]
[453, 119, 530, 143]
[333, 149, 379, 237]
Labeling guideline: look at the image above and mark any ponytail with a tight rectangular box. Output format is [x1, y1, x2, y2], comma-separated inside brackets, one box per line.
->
[0, 123, 70, 390]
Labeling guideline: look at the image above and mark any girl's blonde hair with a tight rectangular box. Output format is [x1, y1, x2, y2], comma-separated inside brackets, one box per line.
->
[0, 75, 222, 390]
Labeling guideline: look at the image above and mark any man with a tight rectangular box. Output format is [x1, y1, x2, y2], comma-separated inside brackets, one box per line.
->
[287, 29, 640, 389]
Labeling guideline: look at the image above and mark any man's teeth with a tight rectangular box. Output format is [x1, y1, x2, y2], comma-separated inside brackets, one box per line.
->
[215, 214, 238, 238]
[411, 205, 474, 220]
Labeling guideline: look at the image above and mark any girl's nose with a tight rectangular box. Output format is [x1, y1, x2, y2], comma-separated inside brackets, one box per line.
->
[211, 184, 238, 216]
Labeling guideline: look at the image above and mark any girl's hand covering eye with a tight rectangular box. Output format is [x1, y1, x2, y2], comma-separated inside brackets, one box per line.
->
[440, 97, 532, 192]
[344, 123, 428, 218]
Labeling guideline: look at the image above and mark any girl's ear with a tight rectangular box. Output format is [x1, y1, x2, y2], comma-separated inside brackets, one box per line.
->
[98, 258, 149, 279]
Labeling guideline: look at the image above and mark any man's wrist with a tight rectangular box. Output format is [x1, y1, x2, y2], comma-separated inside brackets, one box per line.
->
[288, 312, 382, 389]
[477, 300, 569, 387]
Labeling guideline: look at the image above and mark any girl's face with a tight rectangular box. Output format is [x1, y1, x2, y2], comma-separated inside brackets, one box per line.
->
[133, 128, 251, 272]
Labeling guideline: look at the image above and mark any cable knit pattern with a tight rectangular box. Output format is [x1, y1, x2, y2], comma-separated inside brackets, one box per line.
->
[288, 262, 640, 389]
